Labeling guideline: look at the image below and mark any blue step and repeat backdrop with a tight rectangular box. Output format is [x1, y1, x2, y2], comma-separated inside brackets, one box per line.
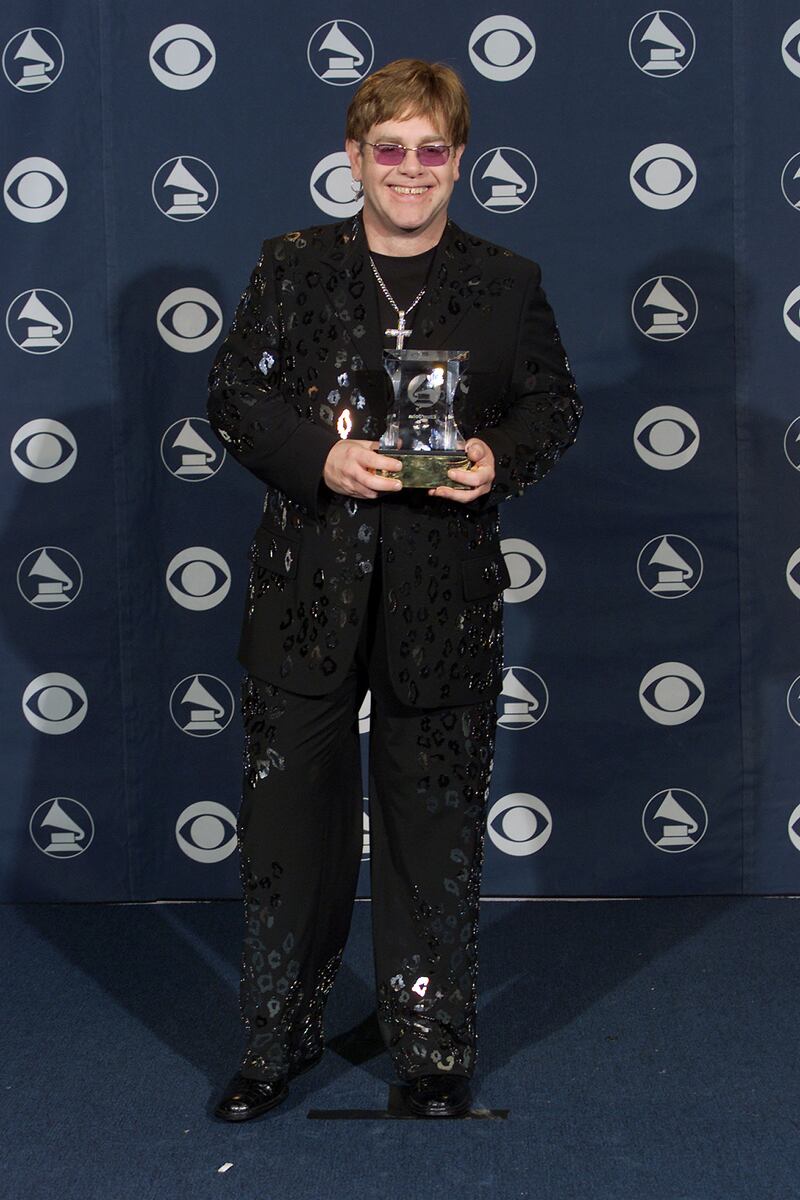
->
[1, 2, 798, 901]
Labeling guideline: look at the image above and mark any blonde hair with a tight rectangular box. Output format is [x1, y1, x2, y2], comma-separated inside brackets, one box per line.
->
[346, 59, 470, 147]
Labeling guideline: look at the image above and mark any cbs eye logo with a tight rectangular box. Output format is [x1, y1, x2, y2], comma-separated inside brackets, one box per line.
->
[175, 801, 237, 863]
[157, 288, 222, 352]
[22, 672, 87, 734]
[639, 662, 704, 725]
[787, 548, 800, 601]
[633, 405, 699, 469]
[166, 547, 231, 610]
[11, 418, 77, 482]
[486, 793, 552, 856]
[310, 151, 362, 218]
[788, 802, 800, 851]
[783, 285, 800, 343]
[149, 24, 215, 89]
[782, 19, 800, 78]
[630, 143, 696, 209]
[500, 537, 545, 603]
[4, 156, 66, 222]
[468, 16, 535, 81]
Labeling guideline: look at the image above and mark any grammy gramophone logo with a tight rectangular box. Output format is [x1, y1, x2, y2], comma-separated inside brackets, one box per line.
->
[169, 674, 234, 737]
[29, 797, 94, 857]
[160, 418, 223, 480]
[642, 789, 707, 853]
[2, 27, 64, 91]
[470, 147, 537, 213]
[307, 20, 374, 85]
[497, 666, 548, 729]
[628, 12, 695, 75]
[152, 157, 218, 220]
[6, 288, 72, 352]
[631, 276, 698, 341]
[17, 546, 83, 609]
[636, 535, 703, 598]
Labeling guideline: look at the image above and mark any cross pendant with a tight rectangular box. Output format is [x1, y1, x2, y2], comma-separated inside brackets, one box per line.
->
[386, 310, 411, 350]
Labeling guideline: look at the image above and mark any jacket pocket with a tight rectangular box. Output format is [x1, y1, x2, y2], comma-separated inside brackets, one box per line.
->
[249, 524, 300, 579]
[461, 553, 511, 601]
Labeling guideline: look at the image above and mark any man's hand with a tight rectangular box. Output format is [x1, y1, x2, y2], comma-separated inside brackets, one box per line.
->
[323, 439, 403, 500]
[428, 438, 495, 503]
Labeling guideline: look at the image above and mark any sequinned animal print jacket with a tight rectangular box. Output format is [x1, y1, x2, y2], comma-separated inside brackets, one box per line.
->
[207, 216, 582, 708]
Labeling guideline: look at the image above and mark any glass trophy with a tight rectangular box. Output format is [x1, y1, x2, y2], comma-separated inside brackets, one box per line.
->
[376, 349, 472, 488]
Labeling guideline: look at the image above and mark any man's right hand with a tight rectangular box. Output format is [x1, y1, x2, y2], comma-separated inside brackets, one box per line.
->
[323, 439, 403, 500]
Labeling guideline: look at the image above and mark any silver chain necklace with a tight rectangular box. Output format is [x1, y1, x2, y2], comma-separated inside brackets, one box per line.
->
[369, 256, 426, 350]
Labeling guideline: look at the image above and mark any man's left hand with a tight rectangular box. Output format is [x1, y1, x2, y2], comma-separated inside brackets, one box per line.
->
[427, 438, 495, 503]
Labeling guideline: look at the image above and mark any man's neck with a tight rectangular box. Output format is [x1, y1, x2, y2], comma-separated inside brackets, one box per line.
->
[362, 209, 448, 256]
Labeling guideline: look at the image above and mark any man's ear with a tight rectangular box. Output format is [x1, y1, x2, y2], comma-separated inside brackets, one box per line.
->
[345, 138, 362, 181]
[452, 144, 466, 182]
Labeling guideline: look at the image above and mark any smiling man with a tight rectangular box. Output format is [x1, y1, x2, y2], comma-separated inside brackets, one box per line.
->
[208, 59, 582, 1122]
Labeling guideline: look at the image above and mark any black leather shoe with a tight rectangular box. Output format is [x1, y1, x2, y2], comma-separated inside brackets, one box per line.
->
[213, 1072, 289, 1122]
[405, 1074, 472, 1118]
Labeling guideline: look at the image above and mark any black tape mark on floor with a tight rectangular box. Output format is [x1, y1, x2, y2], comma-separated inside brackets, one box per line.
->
[307, 1084, 509, 1120]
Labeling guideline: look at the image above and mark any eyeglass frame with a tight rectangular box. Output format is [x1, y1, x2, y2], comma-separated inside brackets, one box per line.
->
[360, 140, 454, 166]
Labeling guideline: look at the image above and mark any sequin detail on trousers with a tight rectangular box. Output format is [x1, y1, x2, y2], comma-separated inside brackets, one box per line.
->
[236, 673, 362, 1081]
[234, 580, 497, 1082]
[371, 695, 496, 1080]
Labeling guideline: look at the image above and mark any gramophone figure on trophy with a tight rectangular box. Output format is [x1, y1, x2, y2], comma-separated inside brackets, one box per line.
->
[377, 348, 473, 488]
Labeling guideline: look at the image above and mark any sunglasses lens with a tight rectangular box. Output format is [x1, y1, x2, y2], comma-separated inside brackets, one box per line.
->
[373, 144, 405, 165]
[418, 146, 450, 166]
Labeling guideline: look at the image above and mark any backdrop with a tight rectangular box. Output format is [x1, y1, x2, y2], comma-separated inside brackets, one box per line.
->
[1, 1, 798, 901]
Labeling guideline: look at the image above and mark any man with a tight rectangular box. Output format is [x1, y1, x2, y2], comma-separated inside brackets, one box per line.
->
[207, 58, 582, 1121]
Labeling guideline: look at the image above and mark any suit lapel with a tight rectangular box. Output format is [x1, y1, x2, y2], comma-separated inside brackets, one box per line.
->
[317, 217, 383, 370]
[314, 219, 388, 428]
[407, 219, 485, 351]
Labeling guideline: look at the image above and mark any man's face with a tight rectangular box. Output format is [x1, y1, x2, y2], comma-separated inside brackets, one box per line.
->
[346, 112, 465, 244]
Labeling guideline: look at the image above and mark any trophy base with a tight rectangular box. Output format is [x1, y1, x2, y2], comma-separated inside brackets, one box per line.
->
[375, 450, 472, 489]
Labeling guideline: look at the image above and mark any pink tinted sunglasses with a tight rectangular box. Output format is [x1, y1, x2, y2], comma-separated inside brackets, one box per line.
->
[362, 141, 452, 167]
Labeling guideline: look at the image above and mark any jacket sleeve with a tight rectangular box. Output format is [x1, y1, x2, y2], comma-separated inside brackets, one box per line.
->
[475, 262, 583, 508]
[206, 238, 339, 518]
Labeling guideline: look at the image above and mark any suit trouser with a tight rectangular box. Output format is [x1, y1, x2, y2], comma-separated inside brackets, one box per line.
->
[235, 515, 497, 1083]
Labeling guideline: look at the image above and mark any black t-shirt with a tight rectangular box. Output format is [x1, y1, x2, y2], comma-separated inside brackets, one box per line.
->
[370, 245, 437, 348]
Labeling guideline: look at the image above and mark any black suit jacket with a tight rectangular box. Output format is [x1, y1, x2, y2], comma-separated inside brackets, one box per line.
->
[207, 216, 582, 707]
